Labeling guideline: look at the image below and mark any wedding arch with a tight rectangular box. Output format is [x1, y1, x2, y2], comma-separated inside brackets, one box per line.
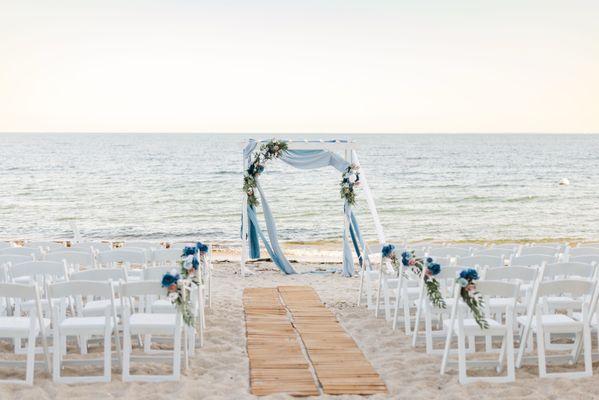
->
[240, 138, 387, 277]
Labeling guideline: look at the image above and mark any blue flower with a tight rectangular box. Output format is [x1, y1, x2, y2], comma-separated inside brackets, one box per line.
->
[427, 262, 441, 276]
[382, 244, 396, 258]
[161, 273, 179, 288]
[426, 257, 433, 263]
[459, 268, 479, 281]
[196, 242, 209, 253]
[192, 256, 199, 269]
[182, 246, 197, 257]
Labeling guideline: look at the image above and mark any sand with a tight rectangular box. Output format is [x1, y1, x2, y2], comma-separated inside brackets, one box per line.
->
[2, 260, 599, 400]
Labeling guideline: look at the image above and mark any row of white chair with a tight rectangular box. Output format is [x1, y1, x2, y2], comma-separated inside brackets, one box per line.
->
[0, 279, 193, 385]
[361, 252, 599, 384]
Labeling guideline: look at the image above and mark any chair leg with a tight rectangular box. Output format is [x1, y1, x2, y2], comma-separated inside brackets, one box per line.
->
[424, 310, 433, 354]
[457, 327, 468, 384]
[103, 331, 111, 382]
[536, 330, 547, 378]
[144, 334, 152, 353]
[506, 330, 516, 382]
[583, 324, 593, 376]
[392, 285, 401, 331]
[25, 329, 36, 385]
[52, 328, 61, 382]
[122, 327, 131, 381]
[403, 293, 411, 335]
[173, 328, 182, 380]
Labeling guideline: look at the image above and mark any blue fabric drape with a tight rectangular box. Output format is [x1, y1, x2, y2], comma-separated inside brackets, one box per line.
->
[241, 144, 364, 277]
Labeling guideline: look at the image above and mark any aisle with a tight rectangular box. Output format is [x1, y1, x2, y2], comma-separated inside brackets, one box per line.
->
[243, 286, 387, 397]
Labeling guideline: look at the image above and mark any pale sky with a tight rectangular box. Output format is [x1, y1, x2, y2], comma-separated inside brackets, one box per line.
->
[1, 0, 598, 133]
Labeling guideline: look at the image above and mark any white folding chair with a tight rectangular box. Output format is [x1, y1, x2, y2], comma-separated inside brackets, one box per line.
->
[0, 283, 51, 385]
[566, 247, 599, 259]
[97, 249, 147, 281]
[426, 247, 471, 259]
[48, 280, 121, 383]
[46, 250, 95, 272]
[510, 254, 557, 267]
[516, 278, 595, 378]
[0, 247, 43, 260]
[70, 241, 112, 254]
[459, 255, 504, 269]
[9, 261, 70, 315]
[121, 242, 160, 264]
[475, 248, 515, 259]
[0, 242, 12, 250]
[440, 280, 519, 384]
[570, 255, 599, 265]
[120, 281, 184, 382]
[519, 246, 560, 257]
[27, 241, 66, 254]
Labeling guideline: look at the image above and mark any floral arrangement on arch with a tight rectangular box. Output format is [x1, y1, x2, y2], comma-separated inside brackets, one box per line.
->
[381, 245, 446, 309]
[243, 139, 288, 207]
[160, 242, 209, 327]
[456, 268, 488, 329]
[242, 139, 361, 207]
[340, 163, 360, 206]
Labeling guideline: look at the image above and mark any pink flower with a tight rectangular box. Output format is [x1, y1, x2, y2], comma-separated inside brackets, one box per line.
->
[409, 258, 416, 266]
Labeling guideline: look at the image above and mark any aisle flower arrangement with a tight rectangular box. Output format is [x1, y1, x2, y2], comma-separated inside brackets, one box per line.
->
[243, 139, 288, 207]
[340, 163, 360, 205]
[160, 241, 209, 327]
[381, 244, 446, 309]
[161, 270, 194, 326]
[456, 268, 488, 329]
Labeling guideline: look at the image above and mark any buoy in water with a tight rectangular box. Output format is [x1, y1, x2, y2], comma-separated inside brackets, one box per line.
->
[559, 178, 570, 186]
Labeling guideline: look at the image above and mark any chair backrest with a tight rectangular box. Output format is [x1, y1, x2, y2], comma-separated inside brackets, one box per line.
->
[154, 248, 183, 265]
[0, 254, 33, 267]
[27, 241, 66, 252]
[543, 262, 596, 280]
[570, 255, 599, 265]
[488, 244, 519, 251]
[459, 255, 504, 268]
[97, 249, 147, 266]
[510, 254, 556, 267]
[0, 247, 43, 259]
[70, 241, 112, 253]
[70, 268, 127, 282]
[120, 280, 164, 298]
[0, 282, 38, 300]
[519, 246, 559, 257]
[475, 248, 515, 258]
[568, 247, 599, 257]
[427, 247, 471, 258]
[143, 266, 172, 281]
[122, 241, 158, 250]
[483, 266, 538, 282]
[48, 280, 114, 299]
[476, 280, 520, 299]
[0, 242, 12, 250]
[45, 251, 94, 268]
[537, 279, 595, 298]
[10, 261, 68, 280]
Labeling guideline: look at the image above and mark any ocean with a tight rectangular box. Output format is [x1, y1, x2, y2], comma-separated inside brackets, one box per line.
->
[1, 134, 598, 244]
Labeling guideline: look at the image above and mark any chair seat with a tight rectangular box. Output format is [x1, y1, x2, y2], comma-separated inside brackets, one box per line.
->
[517, 314, 583, 332]
[59, 316, 116, 335]
[0, 316, 51, 336]
[545, 296, 581, 310]
[151, 299, 176, 314]
[443, 318, 505, 334]
[128, 313, 178, 335]
[83, 298, 131, 316]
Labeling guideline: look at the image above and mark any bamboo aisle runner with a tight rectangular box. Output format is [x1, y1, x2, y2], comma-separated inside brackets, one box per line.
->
[243, 288, 319, 396]
[243, 286, 387, 396]
[279, 286, 387, 396]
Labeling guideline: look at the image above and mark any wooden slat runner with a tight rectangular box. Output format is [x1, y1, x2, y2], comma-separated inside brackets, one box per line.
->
[243, 288, 319, 396]
[279, 286, 388, 396]
[243, 286, 387, 396]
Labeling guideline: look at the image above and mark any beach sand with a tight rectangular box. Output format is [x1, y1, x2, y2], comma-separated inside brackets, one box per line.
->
[2, 260, 599, 400]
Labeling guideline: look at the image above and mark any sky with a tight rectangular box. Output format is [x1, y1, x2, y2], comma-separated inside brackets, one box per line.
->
[0, 0, 598, 134]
